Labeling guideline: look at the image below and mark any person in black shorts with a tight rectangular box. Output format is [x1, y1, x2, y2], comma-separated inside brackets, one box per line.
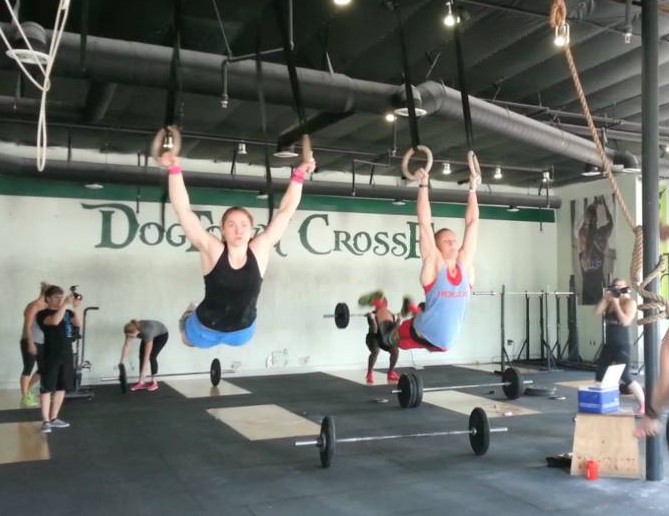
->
[594, 278, 644, 413]
[36, 285, 82, 433]
[363, 296, 400, 384]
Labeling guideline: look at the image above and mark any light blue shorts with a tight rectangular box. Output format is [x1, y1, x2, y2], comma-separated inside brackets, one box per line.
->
[184, 311, 256, 348]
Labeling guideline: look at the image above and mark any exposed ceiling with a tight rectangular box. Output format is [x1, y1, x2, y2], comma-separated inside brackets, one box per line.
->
[0, 0, 667, 196]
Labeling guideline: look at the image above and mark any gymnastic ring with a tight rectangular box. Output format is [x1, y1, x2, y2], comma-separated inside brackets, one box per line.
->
[151, 125, 182, 162]
[401, 145, 433, 180]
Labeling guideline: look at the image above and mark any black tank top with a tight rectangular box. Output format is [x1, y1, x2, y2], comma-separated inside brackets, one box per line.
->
[195, 246, 263, 332]
[604, 309, 630, 348]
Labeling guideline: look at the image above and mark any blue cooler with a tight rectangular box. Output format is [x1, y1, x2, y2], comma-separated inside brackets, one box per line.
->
[578, 386, 620, 414]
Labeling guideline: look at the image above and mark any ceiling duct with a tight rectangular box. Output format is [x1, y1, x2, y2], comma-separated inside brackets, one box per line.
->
[0, 153, 561, 209]
[0, 24, 649, 179]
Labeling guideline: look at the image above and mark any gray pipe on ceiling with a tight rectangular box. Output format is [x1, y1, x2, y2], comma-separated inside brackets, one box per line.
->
[0, 154, 561, 209]
[13, 25, 643, 170]
[417, 81, 640, 170]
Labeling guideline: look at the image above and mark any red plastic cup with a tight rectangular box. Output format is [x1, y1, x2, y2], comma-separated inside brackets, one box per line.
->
[586, 460, 599, 481]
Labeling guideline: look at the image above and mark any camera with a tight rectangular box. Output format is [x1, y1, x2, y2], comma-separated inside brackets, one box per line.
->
[70, 285, 83, 301]
[606, 286, 630, 298]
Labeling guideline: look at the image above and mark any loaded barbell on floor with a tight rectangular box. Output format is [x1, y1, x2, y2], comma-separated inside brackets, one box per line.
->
[322, 302, 369, 329]
[294, 407, 507, 468]
[393, 368, 532, 408]
[101, 358, 238, 394]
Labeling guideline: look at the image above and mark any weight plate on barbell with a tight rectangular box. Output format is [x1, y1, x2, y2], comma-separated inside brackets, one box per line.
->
[411, 371, 424, 408]
[334, 302, 350, 329]
[397, 373, 414, 408]
[118, 363, 127, 394]
[501, 367, 524, 400]
[210, 358, 222, 387]
[319, 416, 336, 468]
[469, 407, 490, 456]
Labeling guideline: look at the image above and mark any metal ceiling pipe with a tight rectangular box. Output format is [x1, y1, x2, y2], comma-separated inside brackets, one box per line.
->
[0, 154, 561, 209]
[417, 80, 642, 168]
[0, 24, 643, 170]
[35, 28, 399, 114]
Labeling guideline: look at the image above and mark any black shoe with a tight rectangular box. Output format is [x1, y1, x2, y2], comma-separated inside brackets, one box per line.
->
[400, 296, 414, 318]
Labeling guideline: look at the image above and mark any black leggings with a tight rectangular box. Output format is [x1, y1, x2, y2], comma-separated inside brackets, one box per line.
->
[139, 332, 168, 376]
[20, 338, 42, 376]
[595, 344, 632, 385]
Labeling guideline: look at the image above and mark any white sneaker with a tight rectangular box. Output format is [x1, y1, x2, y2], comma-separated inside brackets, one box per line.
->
[40, 421, 51, 433]
[49, 418, 70, 429]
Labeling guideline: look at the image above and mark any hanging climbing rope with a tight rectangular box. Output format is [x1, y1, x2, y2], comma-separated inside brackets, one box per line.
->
[549, 0, 667, 323]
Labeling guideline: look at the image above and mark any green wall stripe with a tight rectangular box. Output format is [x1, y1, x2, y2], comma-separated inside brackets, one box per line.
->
[0, 175, 555, 223]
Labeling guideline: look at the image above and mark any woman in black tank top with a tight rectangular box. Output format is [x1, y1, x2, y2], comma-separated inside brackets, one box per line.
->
[593, 278, 644, 413]
[154, 128, 316, 347]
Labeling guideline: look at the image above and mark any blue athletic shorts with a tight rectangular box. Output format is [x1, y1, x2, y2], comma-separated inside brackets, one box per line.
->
[184, 311, 255, 348]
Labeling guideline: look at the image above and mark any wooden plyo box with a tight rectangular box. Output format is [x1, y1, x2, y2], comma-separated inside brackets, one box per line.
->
[571, 412, 641, 479]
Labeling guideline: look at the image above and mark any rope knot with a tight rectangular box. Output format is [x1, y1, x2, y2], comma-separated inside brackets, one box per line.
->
[549, 0, 567, 29]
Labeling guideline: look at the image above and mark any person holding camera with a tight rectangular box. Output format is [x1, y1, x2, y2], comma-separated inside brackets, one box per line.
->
[120, 320, 169, 392]
[594, 278, 644, 413]
[36, 285, 82, 433]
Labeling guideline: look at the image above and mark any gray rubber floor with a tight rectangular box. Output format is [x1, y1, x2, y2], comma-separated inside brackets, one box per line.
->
[1, 364, 668, 516]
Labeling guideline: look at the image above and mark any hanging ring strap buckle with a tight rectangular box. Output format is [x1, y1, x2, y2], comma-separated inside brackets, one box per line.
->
[301, 134, 313, 162]
[151, 125, 182, 162]
[401, 145, 433, 180]
[467, 150, 482, 190]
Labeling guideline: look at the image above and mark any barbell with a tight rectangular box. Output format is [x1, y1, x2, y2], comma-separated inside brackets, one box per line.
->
[322, 302, 369, 329]
[394, 368, 532, 408]
[294, 407, 507, 468]
[102, 358, 238, 394]
[323, 292, 576, 330]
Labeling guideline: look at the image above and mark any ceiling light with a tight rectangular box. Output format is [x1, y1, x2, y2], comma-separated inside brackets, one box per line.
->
[554, 22, 570, 47]
[393, 84, 428, 117]
[493, 166, 502, 180]
[237, 142, 247, 155]
[542, 171, 553, 183]
[394, 106, 428, 117]
[85, 183, 104, 190]
[442, 161, 452, 175]
[392, 199, 407, 206]
[5, 21, 49, 66]
[256, 192, 269, 200]
[333, 0, 351, 5]
[624, 28, 632, 45]
[581, 164, 601, 177]
[507, 205, 520, 213]
[443, 1, 460, 28]
[385, 113, 396, 123]
[273, 143, 299, 159]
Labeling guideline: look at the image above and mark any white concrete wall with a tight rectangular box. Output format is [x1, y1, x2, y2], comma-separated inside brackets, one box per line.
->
[0, 173, 558, 388]
[555, 174, 640, 364]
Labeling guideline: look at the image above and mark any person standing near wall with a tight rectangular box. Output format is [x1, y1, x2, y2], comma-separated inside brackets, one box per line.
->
[120, 320, 169, 392]
[36, 285, 81, 433]
[19, 281, 49, 407]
